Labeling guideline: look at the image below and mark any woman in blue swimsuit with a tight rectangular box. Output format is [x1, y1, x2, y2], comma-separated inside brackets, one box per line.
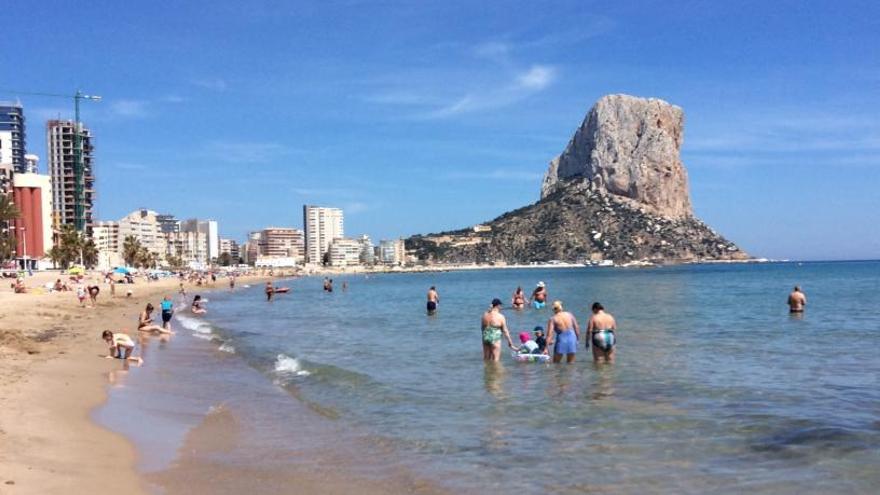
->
[546, 300, 580, 363]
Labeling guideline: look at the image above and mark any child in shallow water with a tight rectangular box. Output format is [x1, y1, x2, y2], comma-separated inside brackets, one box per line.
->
[517, 332, 540, 354]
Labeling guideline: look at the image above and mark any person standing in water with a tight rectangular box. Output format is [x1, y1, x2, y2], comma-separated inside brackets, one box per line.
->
[511, 286, 526, 310]
[546, 301, 580, 363]
[265, 281, 275, 302]
[530, 282, 548, 309]
[481, 298, 516, 362]
[788, 286, 807, 313]
[426, 286, 440, 315]
[160, 296, 174, 331]
[587, 302, 617, 363]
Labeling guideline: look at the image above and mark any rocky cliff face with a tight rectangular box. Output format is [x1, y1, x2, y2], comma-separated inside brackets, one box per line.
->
[541, 94, 692, 220]
[407, 94, 746, 264]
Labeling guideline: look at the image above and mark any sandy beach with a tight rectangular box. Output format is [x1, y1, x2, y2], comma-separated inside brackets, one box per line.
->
[0, 272, 264, 494]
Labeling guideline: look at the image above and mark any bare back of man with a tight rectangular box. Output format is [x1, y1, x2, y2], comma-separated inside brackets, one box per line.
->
[788, 287, 806, 312]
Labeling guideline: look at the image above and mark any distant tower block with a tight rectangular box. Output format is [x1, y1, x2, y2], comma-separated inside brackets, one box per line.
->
[24, 154, 39, 174]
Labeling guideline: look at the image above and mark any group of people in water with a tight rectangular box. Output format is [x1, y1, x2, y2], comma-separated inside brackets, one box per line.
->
[479, 292, 617, 364]
[428, 280, 808, 365]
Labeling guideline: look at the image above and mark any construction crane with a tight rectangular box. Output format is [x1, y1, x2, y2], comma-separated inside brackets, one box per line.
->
[1, 89, 101, 233]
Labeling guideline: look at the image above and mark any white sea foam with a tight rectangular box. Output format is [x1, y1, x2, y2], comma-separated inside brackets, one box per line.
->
[274, 353, 311, 377]
[176, 314, 212, 334]
[218, 343, 236, 354]
[192, 332, 214, 341]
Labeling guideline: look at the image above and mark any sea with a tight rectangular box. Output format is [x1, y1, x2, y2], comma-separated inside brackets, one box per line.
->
[96, 262, 880, 494]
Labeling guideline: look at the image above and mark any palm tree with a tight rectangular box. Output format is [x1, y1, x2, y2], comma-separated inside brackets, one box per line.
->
[122, 236, 142, 267]
[0, 195, 21, 262]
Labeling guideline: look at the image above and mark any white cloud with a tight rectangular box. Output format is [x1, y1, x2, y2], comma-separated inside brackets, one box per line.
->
[515, 65, 556, 90]
[190, 78, 228, 91]
[108, 99, 150, 118]
[200, 141, 294, 163]
[426, 65, 557, 118]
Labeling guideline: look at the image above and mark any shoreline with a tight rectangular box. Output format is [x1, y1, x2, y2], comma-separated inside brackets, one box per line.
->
[0, 272, 268, 494]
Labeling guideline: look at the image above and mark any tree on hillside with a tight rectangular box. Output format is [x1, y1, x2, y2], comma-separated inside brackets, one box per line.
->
[0, 195, 21, 262]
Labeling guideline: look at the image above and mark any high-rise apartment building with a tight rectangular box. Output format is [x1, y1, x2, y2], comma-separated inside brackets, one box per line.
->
[259, 227, 305, 260]
[47, 120, 95, 233]
[156, 214, 180, 234]
[119, 209, 167, 260]
[357, 234, 374, 265]
[243, 231, 261, 265]
[303, 205, 343, 264]
[0, 103, 26, 173]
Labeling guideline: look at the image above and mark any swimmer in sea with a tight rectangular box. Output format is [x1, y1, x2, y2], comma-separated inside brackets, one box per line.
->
[546, 301, 580, 363]
[265, 281, 275, 302]
[480, 298, 516, 362]
[191, 294, 207, 315]
[587, 302, 617, 363]
[427, 286, 439, 315]
[511, 286, 526, 310]
[530, 282, 547, 309]
[788, 286, 806, 313]
[101, 330, 143, 364]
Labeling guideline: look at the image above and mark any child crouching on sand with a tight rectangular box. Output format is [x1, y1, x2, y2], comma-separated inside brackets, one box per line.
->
[101, 330, 143, 364]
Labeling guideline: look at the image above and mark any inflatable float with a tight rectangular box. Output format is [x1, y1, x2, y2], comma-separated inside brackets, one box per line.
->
[274, 287, 290, 294]
[511, 352, 551, 363]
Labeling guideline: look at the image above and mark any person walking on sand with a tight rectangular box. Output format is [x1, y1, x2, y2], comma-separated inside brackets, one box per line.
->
[546, 301, 580, 363]
[76, 284, 87, 307]
[229, 275, 235, 290]
[530, 282, 548, 309]
[788, 286, 807, 313]
[427, 286, 440, 315]
[138, 303, 171, 334]
[511, 286, 526, 310]
[265, 281, 275, 302]
[481, 298, 516, 362]
[587, 302, 617, 363]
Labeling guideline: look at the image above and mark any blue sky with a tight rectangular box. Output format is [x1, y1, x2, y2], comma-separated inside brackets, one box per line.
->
[3, 0, 878, 260]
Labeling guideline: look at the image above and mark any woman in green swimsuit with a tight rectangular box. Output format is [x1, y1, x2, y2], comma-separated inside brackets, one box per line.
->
[481, 298, 516, 362]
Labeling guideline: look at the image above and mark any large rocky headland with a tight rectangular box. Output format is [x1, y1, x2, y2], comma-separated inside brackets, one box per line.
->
[408, 94, 748, 264]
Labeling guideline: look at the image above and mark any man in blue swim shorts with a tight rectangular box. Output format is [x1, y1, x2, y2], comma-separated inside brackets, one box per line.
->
[546, 300, 580, 363]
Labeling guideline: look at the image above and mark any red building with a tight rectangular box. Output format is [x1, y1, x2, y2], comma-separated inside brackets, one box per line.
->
[13, 173, 53, 264]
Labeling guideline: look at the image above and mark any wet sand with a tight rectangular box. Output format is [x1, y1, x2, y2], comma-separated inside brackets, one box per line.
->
[0, 273, 260, 494]
[0, 272, 449, 494]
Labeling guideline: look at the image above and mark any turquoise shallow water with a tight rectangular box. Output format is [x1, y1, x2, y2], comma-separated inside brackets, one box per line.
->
[123, 262, 880, 493]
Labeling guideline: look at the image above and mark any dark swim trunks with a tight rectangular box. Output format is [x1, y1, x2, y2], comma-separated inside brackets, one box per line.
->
[162, 310, 173, 323]
[427, 301, 437, 313]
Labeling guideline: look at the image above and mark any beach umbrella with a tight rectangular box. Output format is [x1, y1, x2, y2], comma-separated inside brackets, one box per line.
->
[114, 267, 131, 275]
[68, 266, 85, 275]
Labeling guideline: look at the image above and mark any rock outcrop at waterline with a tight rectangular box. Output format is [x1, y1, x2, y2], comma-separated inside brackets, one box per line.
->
[407, 94, 747, 264]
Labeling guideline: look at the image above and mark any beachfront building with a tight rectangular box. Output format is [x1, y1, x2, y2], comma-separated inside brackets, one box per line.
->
[328, 238, 361, 267]
[219, 238, 240, 262]
[93, 221, 122, 269]
[0, 102, 26, 173]
[47, 119, 95, 234]
[259, 227, 305, 262]
[156, 213, 179, 234]
[357, 234, 374, 265]
[179, 219, 219, 262]
[243, 231, 261, 265]
[166, 230, 209, 269]
[11, 171, 53, 270]
[303, 205, 343, 265]
[119, 209, 167, 260]
[379, 238, 407, 266]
